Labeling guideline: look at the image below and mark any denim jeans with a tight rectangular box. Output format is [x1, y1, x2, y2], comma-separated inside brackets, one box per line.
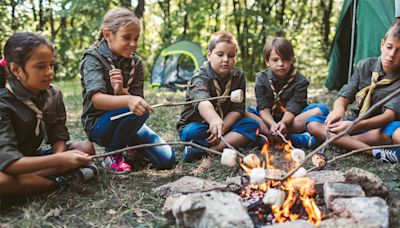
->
[90, 108, 175, 169]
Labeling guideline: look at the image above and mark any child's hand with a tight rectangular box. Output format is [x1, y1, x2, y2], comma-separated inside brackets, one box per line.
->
[325, 109, 345, 127]
[58, 150, 93, 170]
[207, 117, 224, 143]
[109, 69, 124, 94]
[271, 122, 286, 135]
[128, 96, 154, 116]
[329, 120, 352, 133]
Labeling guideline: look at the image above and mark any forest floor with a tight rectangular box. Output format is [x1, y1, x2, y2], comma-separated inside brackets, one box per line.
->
[1, 81, 399, 227]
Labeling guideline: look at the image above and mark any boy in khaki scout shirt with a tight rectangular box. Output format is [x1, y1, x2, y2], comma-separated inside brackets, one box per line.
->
[177, 31, 259, 162]
[307, 21, 400, 163]
[0, 32, 96, 196]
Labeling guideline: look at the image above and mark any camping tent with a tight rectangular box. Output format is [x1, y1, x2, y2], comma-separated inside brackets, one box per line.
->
[151, 40, 205, 90]
[325, 0, 395, 90]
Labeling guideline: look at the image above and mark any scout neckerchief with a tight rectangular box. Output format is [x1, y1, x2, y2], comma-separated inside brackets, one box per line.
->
[268, 68, 297, 115]
[355, 71, 397, 115]
[212, 76, 232, 119]
[5, 83, 45, 138]
[106, 56, 136, 89]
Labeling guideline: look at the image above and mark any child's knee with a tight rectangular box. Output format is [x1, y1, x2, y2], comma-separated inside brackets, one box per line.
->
[72, 141, 95, 155]
[309, 103, 329, 116]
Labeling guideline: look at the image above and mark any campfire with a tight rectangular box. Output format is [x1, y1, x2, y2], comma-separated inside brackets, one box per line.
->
[239, 142, 322, 226]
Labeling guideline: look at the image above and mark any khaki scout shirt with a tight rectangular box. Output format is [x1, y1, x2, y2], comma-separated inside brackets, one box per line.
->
[255, 69, 309, 121]
[0, 77, 69, 171]
[339, 57, 400, 118]
[80, 40, 144, 138]
[176, 61, 246, 132]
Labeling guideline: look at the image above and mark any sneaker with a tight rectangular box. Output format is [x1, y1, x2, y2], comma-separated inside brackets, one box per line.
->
[372, 147, 400, 164]
[51, 164, 100, 187]
[102, 154, 132, 174]
[289, 132, 320, 150]
[182, 146, 206, 162]
[124, 149, 150, 169]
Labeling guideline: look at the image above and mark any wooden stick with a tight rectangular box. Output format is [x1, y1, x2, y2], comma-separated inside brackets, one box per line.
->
[220, 136, 246, 158]
[307, 143, 400, 172]
[90, 141, 223, 158]
[275, 130, 295, 150]
[110, 95, 230, 121]
[278, 87, 400, 181]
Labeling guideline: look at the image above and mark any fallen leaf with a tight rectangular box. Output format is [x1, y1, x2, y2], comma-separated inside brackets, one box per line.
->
[134, 209, 143, 217]
[44, 208, 61, 219]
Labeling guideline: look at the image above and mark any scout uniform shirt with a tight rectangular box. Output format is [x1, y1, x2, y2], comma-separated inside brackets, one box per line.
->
[255, 68, 309, 121]
[0, 77, 69, 171]
[176, 61, 246, 132]
[80, 40, 144, 138]
[339, 57, 400, 118]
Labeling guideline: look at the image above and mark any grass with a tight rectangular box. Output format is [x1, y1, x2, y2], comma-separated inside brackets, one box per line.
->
[0, 80, 399, 227]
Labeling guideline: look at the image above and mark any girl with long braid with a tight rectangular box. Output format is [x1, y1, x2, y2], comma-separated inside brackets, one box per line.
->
[246, 37, 329, 149]
[80, 7, 175, 173]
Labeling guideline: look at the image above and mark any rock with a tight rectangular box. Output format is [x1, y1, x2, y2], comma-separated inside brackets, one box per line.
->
[224, 176, 243, 192]
[344, 167, 389, 197]
[172, 191, 253, 228]
[331, 197, 389, 228]
[152, 176, 227, 198]
[308, 170, 345, 194]
[320, 218, 379, 228]
[161, 194, 182, 223]
[324, 182, 365, 209]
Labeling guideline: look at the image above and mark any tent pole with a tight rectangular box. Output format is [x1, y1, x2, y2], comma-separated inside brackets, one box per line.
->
[348, 0, 358, 82]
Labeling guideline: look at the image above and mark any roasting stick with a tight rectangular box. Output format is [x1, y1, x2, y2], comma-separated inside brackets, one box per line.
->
[110, 89, 244, 121]
[275, 131, 295, 150]
[220, 136, 246, 158]
[90, 141, 223, 159]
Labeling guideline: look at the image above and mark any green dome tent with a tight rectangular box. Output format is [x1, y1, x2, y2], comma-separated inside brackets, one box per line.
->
[325, 0, 395, 90]
[151, 40, 205, 91]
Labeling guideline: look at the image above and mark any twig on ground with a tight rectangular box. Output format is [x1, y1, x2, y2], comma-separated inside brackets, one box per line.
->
[307, 143, 400, 172]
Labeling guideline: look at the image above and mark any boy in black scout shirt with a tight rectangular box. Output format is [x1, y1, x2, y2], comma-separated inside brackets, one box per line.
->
[307, 21, 400, 163]
[177, 31, 259, 162]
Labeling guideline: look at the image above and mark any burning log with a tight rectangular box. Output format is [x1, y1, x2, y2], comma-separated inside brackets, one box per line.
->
[111, 89, 244, 120]
[262, 188, 286, 208]
[220, 148, 237, 167]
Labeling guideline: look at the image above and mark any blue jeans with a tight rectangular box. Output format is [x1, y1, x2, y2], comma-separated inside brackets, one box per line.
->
[90, 108, 175, 169]
[178, 117, 259, 147]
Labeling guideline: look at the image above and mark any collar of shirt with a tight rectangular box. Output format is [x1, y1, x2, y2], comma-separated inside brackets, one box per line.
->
[98, 40, 131, 68]
[7, 76, 49, 105]
[369, 57, 386, 79]
[266, 68, 294, 89]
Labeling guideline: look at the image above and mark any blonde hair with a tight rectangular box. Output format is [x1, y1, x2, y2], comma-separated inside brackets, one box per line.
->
[97, 7, 140, 43]
[207, 31, 238, 53]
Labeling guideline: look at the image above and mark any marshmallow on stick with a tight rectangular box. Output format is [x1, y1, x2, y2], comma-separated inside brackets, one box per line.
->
[220, 148, 237, 167]
[250, 168, 267, 185]
[262, 188, 286, 208]
[291, 148, 306, 163]
[243, 154, 261, 168]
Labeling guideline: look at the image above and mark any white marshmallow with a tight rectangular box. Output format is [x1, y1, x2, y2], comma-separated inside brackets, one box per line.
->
[291, 148, 306, 163]
[220, 148, 237, 167]
[291, 167, 307, 178]
[262, 188, 286, 208]
[243, 154, 261, 168]
[250, 168, 267, 185]
[230, 89, 244, 103]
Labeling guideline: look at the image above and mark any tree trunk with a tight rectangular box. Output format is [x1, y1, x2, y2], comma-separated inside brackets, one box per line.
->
[135, 0, 145, 18]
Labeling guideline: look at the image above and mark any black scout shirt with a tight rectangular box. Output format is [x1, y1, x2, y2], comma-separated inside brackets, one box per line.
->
[0, 77, 69, 171]
[339, 57, 400, 118]
[80, 40, 144, 138]
[176, 61, 246, 132]
[255, 69, 309, 121]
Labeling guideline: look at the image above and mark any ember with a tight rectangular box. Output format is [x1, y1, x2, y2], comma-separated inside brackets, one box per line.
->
[240, 142, 322, 226]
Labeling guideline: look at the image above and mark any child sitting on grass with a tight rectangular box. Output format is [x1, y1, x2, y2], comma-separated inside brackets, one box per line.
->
[0, 32, 96, 196]
[246, 37, 329, 149]
[177, 31, 259, 162]
[307, 21, 400, 163]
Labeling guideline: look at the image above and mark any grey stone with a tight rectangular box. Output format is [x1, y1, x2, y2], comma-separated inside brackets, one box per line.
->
[152, 176, 227, 198]
[331, 197, 389, 228]
[172, 191, 253, 228]
[320, 218, 379, 228]
[161, 194, 182, 223]
[262, 220, 316, 228]
[324, 182, 365, 209]
[308, 170, 345, 194]
[224, 176, 243, 192]
[344, 167, 389, 197]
